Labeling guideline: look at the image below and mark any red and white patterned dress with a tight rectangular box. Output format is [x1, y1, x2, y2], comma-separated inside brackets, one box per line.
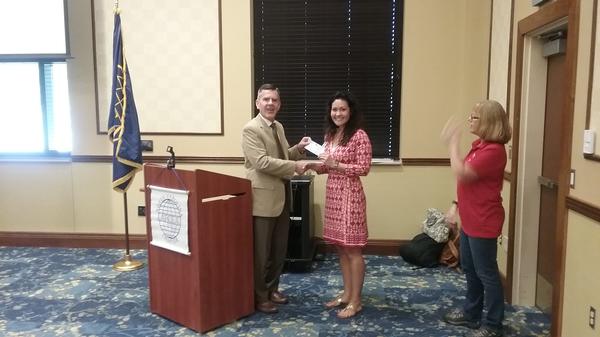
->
[319, 129, 372, 246]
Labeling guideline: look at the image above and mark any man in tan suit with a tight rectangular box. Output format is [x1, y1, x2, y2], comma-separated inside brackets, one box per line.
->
[242, 84, 310, 314]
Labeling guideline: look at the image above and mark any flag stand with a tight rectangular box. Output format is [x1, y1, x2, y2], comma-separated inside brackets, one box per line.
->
[113, 192, 144, 271]
[109, 0, 143, 272]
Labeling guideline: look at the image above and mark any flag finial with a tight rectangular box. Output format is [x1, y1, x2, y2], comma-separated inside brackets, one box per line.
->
[114, 0, 120, 14]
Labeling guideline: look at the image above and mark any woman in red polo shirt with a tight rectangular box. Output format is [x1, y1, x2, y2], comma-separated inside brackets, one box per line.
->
[440, 100, 511, 337]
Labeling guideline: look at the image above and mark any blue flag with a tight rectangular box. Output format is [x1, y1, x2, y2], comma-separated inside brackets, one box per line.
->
[107, 12, 142, 192]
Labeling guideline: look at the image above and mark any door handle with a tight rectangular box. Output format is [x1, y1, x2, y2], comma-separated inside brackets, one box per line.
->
[537, 175, 557, 189]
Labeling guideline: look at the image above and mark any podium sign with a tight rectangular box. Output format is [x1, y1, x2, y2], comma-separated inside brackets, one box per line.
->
[144, 165, 254, 332]
[148, 185, 190, 255]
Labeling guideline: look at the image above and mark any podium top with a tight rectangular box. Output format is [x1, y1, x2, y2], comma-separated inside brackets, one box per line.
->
[144, 165, 251, 199]
[291, 175, 314, 182]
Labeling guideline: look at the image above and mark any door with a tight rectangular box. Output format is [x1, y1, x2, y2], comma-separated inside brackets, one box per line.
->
[535, 46, 566, 315]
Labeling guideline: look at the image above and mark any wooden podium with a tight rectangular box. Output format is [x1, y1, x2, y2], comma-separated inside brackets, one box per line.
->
[143, 165, 254, 333]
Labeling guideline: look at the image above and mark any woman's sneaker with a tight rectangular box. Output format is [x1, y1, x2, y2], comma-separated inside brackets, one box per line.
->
[442, 308, 480, 329]
[464, 326, 504, 337]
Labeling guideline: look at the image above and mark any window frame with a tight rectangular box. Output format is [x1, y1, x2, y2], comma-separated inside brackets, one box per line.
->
[0, 0, 71, 156]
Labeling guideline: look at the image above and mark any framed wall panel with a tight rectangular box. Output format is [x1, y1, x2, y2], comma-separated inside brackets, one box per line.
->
[488, 0, 512, 108]
[586, 0, 600, 160]
[93, 0, 223, 135]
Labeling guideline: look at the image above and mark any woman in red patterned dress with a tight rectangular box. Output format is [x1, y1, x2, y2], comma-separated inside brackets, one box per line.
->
[310, 91, 372, 318]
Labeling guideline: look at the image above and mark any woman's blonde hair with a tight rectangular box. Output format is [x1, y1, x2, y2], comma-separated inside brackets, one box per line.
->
[474, 100, 512, 144]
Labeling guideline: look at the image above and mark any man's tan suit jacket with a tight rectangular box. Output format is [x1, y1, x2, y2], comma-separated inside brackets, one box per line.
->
[242, 115, 305, 217]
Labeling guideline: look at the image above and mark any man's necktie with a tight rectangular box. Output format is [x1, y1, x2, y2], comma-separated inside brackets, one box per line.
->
[271, 123, 285, 159]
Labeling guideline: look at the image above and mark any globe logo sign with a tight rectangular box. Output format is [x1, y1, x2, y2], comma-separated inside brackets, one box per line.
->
[157, 197, 182, 240]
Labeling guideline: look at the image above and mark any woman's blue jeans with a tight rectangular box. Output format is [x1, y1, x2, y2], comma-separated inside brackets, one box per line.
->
[460, 230, 504, 330]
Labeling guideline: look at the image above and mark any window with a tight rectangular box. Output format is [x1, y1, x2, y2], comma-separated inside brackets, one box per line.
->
[253, 0, 403, 159]
[0, 0, 71, 154]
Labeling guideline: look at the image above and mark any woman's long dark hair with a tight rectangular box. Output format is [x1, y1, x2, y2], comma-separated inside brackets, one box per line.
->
[324, 91, 364, 146]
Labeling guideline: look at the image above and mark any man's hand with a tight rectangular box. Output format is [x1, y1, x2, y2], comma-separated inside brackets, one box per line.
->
[294, 161, 307, 174]
[297, 137, 311, 151]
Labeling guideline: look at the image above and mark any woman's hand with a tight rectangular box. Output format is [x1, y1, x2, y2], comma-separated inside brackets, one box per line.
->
[318, 153, 337, 168]
[440, 116, 462, 146]
[304, 161, 324, 171]
[444, 203, 459, 225]
[441, 115, 476, 181]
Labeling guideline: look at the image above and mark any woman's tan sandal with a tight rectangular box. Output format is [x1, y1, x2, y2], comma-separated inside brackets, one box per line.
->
[324, 296, 348, 309]
[337, 303, 363, 319]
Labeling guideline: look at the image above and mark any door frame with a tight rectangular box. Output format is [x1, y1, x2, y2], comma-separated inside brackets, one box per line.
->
[507, 1, 579, 336]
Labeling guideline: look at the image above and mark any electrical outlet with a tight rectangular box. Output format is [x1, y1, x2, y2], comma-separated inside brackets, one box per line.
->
[590, 306, 596, 329]
[141, 140, 154, 152]
[137, 206, 146, 216]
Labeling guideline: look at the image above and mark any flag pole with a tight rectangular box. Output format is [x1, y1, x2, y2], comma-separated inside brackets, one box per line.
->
[113, 191, 144, 271]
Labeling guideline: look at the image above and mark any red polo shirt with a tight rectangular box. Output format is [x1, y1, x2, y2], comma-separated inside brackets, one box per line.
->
[457, 139, 507, 238]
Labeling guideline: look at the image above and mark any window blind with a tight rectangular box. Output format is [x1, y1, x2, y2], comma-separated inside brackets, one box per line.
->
[253, 0, 403, 159]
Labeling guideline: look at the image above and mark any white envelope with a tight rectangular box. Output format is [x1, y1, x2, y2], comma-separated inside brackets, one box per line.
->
[305, 140, 325, 156]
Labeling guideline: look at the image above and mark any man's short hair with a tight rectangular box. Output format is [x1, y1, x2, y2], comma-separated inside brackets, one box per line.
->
[257, 83, 280, 98]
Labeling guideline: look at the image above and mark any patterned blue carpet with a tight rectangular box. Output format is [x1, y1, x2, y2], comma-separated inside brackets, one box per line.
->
[0, 247, 549, 336]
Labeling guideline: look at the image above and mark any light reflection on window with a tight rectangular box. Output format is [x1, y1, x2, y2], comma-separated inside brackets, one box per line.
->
[46, 63, 72, 152]
[0, 63, 45, 152]
[0, 62, 72, 153]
